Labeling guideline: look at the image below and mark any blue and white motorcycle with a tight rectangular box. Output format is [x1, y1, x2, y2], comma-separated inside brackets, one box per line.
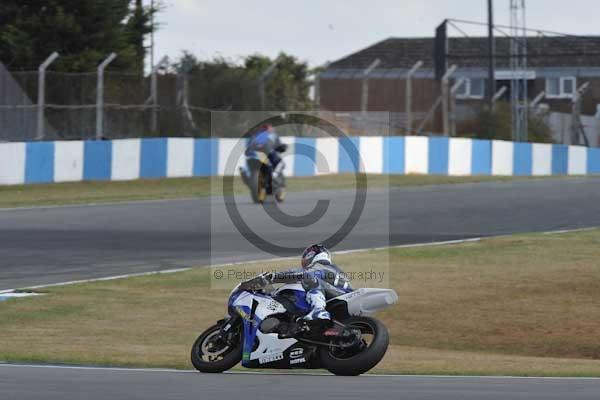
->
[191, 273, 398, 376]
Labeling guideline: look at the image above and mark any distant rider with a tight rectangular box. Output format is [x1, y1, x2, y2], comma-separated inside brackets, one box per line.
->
[240, 244, 353, 333]
[240, 124, 287, 188]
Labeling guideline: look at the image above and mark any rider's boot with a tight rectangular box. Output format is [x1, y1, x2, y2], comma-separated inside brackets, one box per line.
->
[300, 289, 335, 337]
[272, 161, 286, 188]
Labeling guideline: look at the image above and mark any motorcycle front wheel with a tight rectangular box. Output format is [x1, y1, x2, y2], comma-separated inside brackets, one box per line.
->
[191, 324, 242, 373]
[275, 188, 285, 203]
[319, 316, 389, 376]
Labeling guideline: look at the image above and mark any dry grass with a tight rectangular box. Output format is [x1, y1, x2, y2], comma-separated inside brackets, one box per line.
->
[380, 346, 600, 376]
[381, 232, 600, 361]
[0, 174, 568, 208]
[1, 229, 599, 375]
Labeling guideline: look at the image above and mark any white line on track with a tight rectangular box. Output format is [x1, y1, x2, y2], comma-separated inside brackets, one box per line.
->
[542, 227, 597, 235]
[0, 196, 201, 213]
[0, 226, 597, 295]
[1, 363, 600, 380]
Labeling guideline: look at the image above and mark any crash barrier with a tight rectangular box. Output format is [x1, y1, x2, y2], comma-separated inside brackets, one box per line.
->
[1, 136, 599, 185]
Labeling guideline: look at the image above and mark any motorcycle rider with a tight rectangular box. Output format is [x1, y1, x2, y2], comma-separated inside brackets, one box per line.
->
[240, 244, 353, 333]
[240, 124, 287, 189]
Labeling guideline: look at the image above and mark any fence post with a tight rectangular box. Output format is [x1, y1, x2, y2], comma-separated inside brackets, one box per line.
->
[571, 82, 590, 145]
[151, 56, 168, 133]
[95, 53, 117, 140]
[258, 58, 280, 110]
[530, 91, 545, 109]
[313, 62, 329, 111]
[441, 65, 457, 136]
[449, 78, 465, 137]
[360, 59, 381, 114]
[405, 61, 423, 134]
[36, 52, 59, 140]
[492, 86, 508, 112]
[314, 74, 321, 110]
[178, 71, 196, 132]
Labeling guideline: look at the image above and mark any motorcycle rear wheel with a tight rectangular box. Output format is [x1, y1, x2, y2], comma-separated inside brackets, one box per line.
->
[191, 324, 242, 373]
[248, 168, 266, 204]
[319, 316, 389, 376]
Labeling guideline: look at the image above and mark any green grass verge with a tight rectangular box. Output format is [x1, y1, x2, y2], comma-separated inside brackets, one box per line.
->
[0, 174, 584, 209]
[1, 229, 600, 376]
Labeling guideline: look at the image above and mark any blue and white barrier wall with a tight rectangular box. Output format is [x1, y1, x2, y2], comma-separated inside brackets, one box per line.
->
[0, 137, 599, 185]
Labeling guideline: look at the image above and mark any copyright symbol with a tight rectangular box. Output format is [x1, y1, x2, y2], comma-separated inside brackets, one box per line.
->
[221, 112, 367, 257]
[213, 269, 224, 280]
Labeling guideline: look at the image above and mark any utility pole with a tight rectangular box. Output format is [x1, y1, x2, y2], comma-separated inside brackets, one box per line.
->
[487, 0, 496, 139]
[510, 0, 528, 141]
[150, 0, 155, 70]
[487, 0, 495, 109]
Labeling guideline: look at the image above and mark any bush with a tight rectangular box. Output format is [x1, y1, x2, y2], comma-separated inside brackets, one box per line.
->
[457, 102, 553, 143]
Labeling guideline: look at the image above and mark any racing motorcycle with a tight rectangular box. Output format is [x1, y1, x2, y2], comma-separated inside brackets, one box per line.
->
[190, 273, 398, 376]
[239, 146, 287, 204]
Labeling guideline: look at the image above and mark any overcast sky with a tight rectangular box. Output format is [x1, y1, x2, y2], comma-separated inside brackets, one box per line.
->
[152, 0, 600, 67]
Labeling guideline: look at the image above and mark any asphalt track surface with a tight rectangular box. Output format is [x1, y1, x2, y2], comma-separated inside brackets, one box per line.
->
[1, 177, 600, 291]
[1, 365, 600, 400]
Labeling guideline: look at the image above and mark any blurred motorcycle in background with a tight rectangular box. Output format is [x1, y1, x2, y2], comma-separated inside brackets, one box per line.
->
[240, 142, 287, 203]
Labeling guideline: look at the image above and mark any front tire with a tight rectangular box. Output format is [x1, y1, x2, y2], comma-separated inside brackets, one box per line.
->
[191, 324, 242, 373]
[319, 316, 389, 376]
[275, 189, 285, 203]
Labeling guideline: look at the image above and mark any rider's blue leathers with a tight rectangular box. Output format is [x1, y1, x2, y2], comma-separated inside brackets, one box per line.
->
[266, 260, 354, 322]
[244, 128, 285, 175]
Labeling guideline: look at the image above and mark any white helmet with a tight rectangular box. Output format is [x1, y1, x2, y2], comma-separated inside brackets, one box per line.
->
[301, 244, 332, 269]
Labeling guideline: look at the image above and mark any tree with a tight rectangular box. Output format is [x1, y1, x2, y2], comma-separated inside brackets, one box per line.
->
[245, 53, 313, 110]
[126, 0, 155, 74]
[172, 51, 259, 112]
[160, 51, 313, 136]
[0, 0, 157, 72]
[171, 51, 313, 112]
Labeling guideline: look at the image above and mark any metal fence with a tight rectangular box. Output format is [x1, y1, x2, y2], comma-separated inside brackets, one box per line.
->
[0, 54, 451, 141]
[1, 57, 596, 144]
[0, 67, 216, 141]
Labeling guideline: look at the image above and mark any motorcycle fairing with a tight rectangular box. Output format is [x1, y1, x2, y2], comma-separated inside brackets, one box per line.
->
[327, 288, 398, 316]
[231, 290, 302, 368]
[271, 283, 312, 313]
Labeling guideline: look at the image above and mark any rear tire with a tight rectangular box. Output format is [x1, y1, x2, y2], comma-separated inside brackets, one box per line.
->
[319, 316, 389, 376]
[248, 168, 264, 204]
[191, 324, 242, 373]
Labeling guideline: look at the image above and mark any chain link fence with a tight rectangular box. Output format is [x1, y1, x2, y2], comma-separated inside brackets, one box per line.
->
[1, 62, 586, 143]
[0, 68, 249, 141]
[0, 64, 431, 141]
